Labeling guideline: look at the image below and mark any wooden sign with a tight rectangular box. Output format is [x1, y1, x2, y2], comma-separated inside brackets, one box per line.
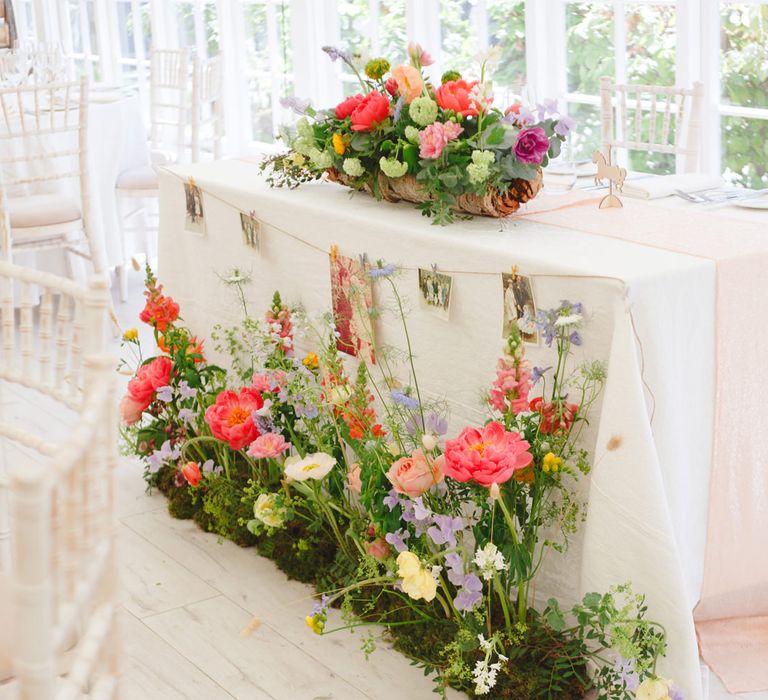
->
[592, 146, 626, 209]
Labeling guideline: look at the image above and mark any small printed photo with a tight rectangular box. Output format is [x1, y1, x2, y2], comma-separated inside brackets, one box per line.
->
[501, 271, 538, 344]
[417, 268, 452, 320]
[240, 211, 260, 251]
[329, 249, 376, 363]
[184, 181, 206, 235]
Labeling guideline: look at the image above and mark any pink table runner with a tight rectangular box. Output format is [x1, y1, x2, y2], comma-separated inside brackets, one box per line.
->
[519, 193, 768, 693]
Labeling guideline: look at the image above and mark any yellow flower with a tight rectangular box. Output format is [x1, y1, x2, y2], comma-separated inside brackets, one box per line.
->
[542, 452, 563, 473]
[332, 132, 349, 155]
[253, 493, 285, 528]
[635, 678, 672, 700]
[304, 615, 324, 635]
[122, 327, 138, 342]
[290, 152, 306, 167]
[302, 352, 319, 369]
[396, 551, 437, 602]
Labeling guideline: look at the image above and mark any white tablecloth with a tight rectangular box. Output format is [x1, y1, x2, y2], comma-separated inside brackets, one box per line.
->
[157, 158, 726, 699]
[5, 91, 150, 274]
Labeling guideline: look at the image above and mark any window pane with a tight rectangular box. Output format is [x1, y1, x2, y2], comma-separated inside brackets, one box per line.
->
[487, 0, 526, 90]
[721, 4, 768, 108]
[566, 3, 614, 95]
[567, 102, 602, 160]
[722, 116, 768, 188]
[625, 4, 676, 85]
[440, 0, 481, 77]
[378, 1, 406, 62]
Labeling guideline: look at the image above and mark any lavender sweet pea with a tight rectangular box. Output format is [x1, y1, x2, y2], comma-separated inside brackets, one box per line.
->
[514, 126, 550, 165]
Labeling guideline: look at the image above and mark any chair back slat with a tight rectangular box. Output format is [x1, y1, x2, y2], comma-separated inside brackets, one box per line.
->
[599, 76, 704, 173]
[150, 48, 190, 163]
[191, 54, 224, 163]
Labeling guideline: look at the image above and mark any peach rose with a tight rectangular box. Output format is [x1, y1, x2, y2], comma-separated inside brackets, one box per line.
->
[386, 449, 444, 497]
[391, 64, 423, 104]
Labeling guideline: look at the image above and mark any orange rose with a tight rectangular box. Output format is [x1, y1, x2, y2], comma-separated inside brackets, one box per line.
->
[391, 64, 423, 104]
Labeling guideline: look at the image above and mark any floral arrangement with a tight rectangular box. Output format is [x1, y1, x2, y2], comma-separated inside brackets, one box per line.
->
[120, 265, 683, 699]
[262, 43, 574, 225]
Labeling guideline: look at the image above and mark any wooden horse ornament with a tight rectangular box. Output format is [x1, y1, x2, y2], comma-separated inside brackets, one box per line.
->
[592, 149, 626, 208]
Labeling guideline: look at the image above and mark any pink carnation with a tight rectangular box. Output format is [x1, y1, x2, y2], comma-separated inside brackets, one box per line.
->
[204, 387, 264, 451]
[489, 358, 532, 415]
[418, 121, 464, 159]
[247, 432, 290, 459]
[443, 421, 532, 487]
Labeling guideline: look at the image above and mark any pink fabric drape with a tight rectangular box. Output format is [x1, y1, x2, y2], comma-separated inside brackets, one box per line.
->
[519, 194, 768, 692]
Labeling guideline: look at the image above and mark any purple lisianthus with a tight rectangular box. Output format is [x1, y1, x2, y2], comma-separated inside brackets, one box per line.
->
[531, 366, 551, 385]
[279, 95, 312, 115]
[383, 488, 401, 511]
[444, 553, 465, 586]
[454, 573, 483, 612]
[614, 658, 639, 691]
[322, 45, 351, 63]
[384, 529, 410, 552]
[311, 593, 331, 616]
[294, 402, 319, 419]
[514, 126, 550, 165]
[178, 407, 197, 425]
[669, 689, 685, 700]
[554, 115, 576, 137]
[156, 385, 173, 403]
[393, 95, 405, 124]
[148, 439, 181, 472]
[406, 412, 448, 437]
[369, 263, 397, 278]
[427, 514, 465, 547]
[570, 330, 582, 346]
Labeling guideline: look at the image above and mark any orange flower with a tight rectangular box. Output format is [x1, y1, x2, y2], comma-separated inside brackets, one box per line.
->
[140, 290, 179, 332]
[158, 334, 205, 363]
[332, 132, 349, 155]
[181, 461, 202, 487]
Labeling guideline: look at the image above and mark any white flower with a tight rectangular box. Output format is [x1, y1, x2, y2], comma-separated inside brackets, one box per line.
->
[635, 678, 672, 700]
[554, 313, 583, 327]
[252, 493, 285, 528]
[328, 385, 352, 406]
[421, 433, 438, 451]
[284, 452, 337, 481]
[342, 157, 364, 177]
[254, 399, 273, 417]
[473, 543, 506, 580]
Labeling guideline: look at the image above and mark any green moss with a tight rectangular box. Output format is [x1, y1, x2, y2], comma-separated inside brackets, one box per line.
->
[200, 476, 259, 547]
[260, 519, 338, 584]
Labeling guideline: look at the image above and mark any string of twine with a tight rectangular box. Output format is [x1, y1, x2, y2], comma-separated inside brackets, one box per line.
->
[163, 166, 657, 423]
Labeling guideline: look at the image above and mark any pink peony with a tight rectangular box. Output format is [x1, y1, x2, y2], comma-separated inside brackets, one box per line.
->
[347, 462, 362, 493]
[489, 358, 532, 415]
[513, 127, 550, 165]
[418, 121, 464, 159]
[120, 356, 172, 424]
[443, 421, 532, 487]
[119, 395, 145, 425]
[204, 387, 264, 451]
[252, 370, 287, 393]
[247, 432, 290, 459]
[365, 538, 391, 561]
[386, 449, 444, 497]
[391, 64, 423, 104]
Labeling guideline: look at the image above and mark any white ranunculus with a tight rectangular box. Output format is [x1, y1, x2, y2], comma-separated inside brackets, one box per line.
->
[284, 452, 337, 481]
[253, 493, 285, 528]
[328, 385, 352, 406]
[421, 433, 438, 451]
[635, 678, 671, 700]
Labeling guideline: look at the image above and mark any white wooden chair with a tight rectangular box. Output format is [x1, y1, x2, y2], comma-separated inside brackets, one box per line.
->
[599, 76, 704, 173]
[0, 260, 118, 698]
[0, 76, 105, 274]
[191, 54, 224, 163]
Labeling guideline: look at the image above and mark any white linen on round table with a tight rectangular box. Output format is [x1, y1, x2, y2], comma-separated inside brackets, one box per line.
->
[157, 159, 717, 700]
[3, 91, 150, 276]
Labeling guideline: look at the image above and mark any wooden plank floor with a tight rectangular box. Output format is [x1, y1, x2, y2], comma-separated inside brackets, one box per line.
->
[1, 266, 764, 700]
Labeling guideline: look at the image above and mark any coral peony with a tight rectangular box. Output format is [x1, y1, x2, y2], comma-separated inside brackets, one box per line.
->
[489, 357, 532, 414]
[365, 537, 390, 561]
[513, 126, 550, 165]
[391, 64, 423, 104]
[181, 461, 202, 487]
[529, 397, 579, 435]
[386, 449, 444, 497]
[120, 356, 172, 424]
[443, 421, 532, 487]
[335, 93, 364, 120]
[247, 432, 290, 459]
[205, 387, 264, 450]
[435, 79, 483, 117]
[350, 91, 390, 132]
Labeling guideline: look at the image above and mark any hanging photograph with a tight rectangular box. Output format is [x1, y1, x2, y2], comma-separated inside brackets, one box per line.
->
[417, 268, 453, 320]
[501, 271, 538, 344]
[184, 180, 206, 235]
[329, 249, 375, 363]
[240, 211, 260, 251]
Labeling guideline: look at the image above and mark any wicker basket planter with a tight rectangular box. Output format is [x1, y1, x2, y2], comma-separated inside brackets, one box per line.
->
[326, 167, 544, 218]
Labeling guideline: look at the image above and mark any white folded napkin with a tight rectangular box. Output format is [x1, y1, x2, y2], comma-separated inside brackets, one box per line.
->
[621, 173, 723, 200]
